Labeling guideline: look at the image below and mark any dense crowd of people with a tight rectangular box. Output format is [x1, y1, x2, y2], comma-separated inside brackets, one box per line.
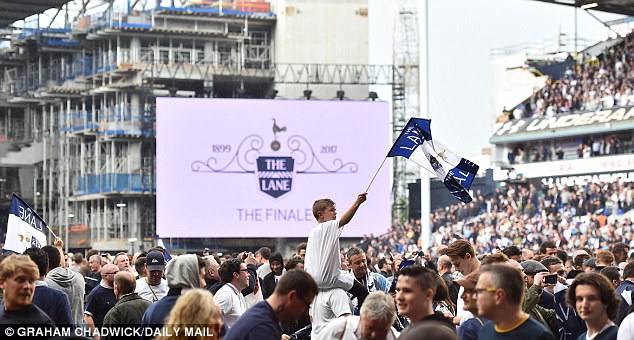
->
[505, 132, 633, 165]
[0, 189, 633, 340]
[355, 180, 634, 267]
[499, 32, 634, 168]
[510, 32, 634, 120]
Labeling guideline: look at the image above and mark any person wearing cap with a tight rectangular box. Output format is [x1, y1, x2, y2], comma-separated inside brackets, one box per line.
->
[135, 250, 168, 302]
[520, 260, 562, 337]
[521, 259, 586, 340]
[583, 258, 597, 272]
[454, 272, 489, 340]
[539, 256, 566, 310]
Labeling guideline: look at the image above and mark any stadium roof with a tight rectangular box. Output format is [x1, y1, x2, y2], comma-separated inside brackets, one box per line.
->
[532, 0, 634, 17]
[0, 0, 70, 28]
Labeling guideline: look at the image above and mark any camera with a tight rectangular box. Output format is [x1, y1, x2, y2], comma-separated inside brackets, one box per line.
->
[242, 252, 249, 260]
[544, 274, 558, 285]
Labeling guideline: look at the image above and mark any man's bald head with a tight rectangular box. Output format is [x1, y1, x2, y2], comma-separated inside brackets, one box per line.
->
[204, 255, 219, 267]
[102, 263, 118, 275]
[438, 255, 452, 271]
[204, 255, 220, 281]
[101, 263, 119, 286]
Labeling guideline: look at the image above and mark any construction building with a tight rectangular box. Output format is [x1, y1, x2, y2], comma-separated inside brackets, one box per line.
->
[0, 0, 419, 253]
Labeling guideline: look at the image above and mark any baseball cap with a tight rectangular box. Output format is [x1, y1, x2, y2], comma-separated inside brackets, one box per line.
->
[520, 260, 549, 276]
[454, 272, 479, 289]
[583, 258, 596, 268]
[146, 250, 166, 272]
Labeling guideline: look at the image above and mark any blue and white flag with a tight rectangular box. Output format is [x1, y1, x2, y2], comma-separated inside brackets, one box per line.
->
[387, 118, 479, 203]
[5, 194, 47, 253]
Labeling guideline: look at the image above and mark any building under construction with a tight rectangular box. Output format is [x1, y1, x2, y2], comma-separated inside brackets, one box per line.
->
[0, 0, 419, 253]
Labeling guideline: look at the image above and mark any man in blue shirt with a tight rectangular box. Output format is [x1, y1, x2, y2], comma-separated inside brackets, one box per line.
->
[224, 269, 318, 340]
[84, 263, 119, 334]
[476, 264, 556, 340]
[23, 247, 73, 328]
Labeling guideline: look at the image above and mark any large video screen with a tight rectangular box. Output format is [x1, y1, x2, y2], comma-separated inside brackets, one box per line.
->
[156, 98, 392, 238]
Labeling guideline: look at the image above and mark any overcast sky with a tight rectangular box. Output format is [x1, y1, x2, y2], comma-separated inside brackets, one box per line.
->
[423, 0, 625, 158]
[24, 0, 625, 161]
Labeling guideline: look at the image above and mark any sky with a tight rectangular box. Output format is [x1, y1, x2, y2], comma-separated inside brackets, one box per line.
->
[424, 0, 625, 159]
[20, 0, 625, 161]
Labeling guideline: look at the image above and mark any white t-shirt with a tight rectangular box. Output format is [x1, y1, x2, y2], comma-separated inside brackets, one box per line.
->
[257, 262, 271, 280]
[618, 312, 634, 340]
[214, 283, 247, 328]
[135, 277, 168, 302]
[456, 286, 473, 325]
[244, 279, 263, 309]
[310, 288, 353, 338]
[305, 220, 353, 290]
[314, 315, 399, 340]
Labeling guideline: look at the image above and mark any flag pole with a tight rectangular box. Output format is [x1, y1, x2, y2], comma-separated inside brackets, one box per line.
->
[365, 157, 388, 192]
[46, 225, 57, 239]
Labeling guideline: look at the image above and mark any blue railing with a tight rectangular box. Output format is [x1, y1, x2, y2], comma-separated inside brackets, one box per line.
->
[59, 108, 155, 137]
[155, 5, 275, 17]
[17, 27, 72, 40]
[74, 173, 155, 196]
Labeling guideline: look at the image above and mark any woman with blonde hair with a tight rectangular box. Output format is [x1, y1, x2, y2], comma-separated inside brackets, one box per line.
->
[157, 288, 223, 340]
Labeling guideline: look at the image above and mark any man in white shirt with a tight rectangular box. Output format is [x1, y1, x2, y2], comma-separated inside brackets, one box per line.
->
[135, 250, 168, 302]
[316, 291, 399, 340]
[311, 287, 354, 336]
[305, 193, 369, 337]
[214, 258, 250, 328]
[255, 247, 272, 280]
[618, 311, 634, 340]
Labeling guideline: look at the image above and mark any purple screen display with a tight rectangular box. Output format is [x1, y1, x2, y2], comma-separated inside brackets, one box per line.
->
[156, 98, 392, 238]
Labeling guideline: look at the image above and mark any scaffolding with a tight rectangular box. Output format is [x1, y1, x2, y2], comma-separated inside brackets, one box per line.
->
[0, 0, 411, 252]
[392, 0, 420, 223]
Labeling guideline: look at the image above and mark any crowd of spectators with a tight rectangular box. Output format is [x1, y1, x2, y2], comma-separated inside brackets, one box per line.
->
[354, 179, 634, 267]
[508, 31, 634, 120]
[506, 132, 633, 165]
[1, 183, 634, 340]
